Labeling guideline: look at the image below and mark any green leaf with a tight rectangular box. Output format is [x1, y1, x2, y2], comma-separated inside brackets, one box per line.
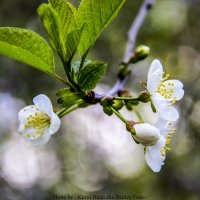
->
[77, 0, 126, 56]
[37, 4, 64, 57]
[57, 88, 81, 108]
[78, 61, 107, 91]
[49, 0, 78, 36]
[0, 27, 55, 75]
[72, 60, 92, 74]
[45, 0, 82, 63]
[65, 26, 84, 63]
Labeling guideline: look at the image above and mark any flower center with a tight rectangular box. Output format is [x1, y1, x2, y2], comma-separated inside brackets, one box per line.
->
[160, 124, 177, 159]
[156, 72, 177, 105]
[24, 109, 50, 139]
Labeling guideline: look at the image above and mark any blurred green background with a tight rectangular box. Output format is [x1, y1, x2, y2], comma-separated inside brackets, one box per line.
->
[0, 0, 200, 200]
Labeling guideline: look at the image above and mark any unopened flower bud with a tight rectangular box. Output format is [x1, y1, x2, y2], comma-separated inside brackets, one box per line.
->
[126, 120, 136, 135]
[100, 96, 113, 107]
[133, 123, 160, 146]
[112, 100, 124, 110]
[138, 91, 151, 103]
[125, 101, 133, 111]
[103, 106, 113, 116]
[129, 45, 150, 63]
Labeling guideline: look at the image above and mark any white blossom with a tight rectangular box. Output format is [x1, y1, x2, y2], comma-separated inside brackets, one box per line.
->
[147, 59, 184, 121]
[134, 123, 160, 146]
[138, 119, 177, 172]
[18, 94, 61, 145]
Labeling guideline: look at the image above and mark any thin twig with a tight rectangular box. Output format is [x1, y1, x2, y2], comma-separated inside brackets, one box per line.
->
[107, 77, 128, 96]
[93, 0, 154, 100]
[123, 0, 154, 63]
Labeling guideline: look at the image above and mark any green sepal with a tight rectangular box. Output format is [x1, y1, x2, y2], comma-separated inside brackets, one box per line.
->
[151, 101, 156, 113]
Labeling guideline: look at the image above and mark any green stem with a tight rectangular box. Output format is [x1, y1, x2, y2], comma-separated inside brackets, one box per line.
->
[54, 74, 74, 88]
[79, 51, 88, 70]
[132, 107, 143, 122]
[113, 96, 139, 101]
[60, 58, 80, 91]
[54, 74, 65, 84]
[109, 106, 127, 124]
[57, 104, 80, 118]
[140, 81, 147, 90]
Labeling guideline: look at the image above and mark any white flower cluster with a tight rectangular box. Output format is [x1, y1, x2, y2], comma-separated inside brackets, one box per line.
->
[17, 59, 184, 173]
[133, 59, 184, 172]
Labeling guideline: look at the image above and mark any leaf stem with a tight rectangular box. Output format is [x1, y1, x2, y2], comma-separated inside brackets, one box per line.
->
[54, 74, 65, 83]
[113, 96, 139, 101]
[109, 106, 127, 124]
[56, 103, 82, 118]
[54, 74, 77, 89]
[132, 107, 143, 122]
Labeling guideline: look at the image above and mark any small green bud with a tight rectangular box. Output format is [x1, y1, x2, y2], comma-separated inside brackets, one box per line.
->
[112, 100, 124, 110]
[100, 96, 113, 107]
[138, 91, 151, 103]
[118, 66, 131, 79]
[103, 106, 113, 116]
[125, 101, 133, 111]
[100, 97, 108, 107]
[129, 45, 150, 63]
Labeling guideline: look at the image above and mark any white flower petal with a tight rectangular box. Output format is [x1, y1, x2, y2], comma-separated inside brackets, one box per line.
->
[30, 130, 51, 145]
[18, 106, 38, 123]
[145, 136, 166, 172]
[33, 94, 53, 116]
[19, 127, 37, 138]
[147, 59, 163, 80]
[18, 123, 26, 133]
[147, 73, 162, 93]
[156, 118, 176, 137]
[159, 105, 179, 121]
[155, 117, 167, 131]
[163, 80, 184, 101]
[153, 95, 179, 121]
[18, 94, 60, 145]
[49, 112, 61, 135]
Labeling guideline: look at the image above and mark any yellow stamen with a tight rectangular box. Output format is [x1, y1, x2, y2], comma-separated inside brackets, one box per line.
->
[24, 111, 50, 139]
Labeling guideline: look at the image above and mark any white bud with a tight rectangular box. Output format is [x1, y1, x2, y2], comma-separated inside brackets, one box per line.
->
[133, 123, 160, 146]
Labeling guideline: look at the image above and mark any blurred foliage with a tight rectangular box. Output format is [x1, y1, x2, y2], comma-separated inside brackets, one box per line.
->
[0, 0, 200, 200]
